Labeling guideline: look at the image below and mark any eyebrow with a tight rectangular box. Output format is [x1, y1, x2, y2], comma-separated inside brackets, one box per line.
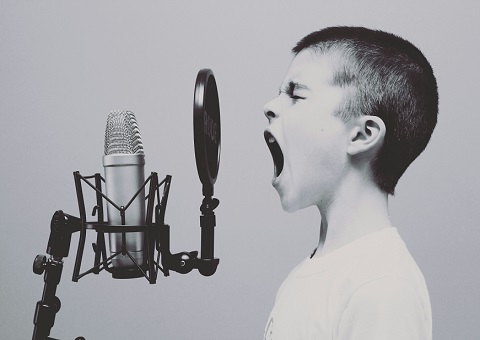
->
[279, 81, 310, 95]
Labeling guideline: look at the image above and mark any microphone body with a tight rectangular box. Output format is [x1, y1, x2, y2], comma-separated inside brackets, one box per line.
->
[103, 154, 145, 268]
[103, 111, 146, 270]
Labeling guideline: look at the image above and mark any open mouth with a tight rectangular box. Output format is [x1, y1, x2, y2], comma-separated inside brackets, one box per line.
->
[264, 130, 284, 178]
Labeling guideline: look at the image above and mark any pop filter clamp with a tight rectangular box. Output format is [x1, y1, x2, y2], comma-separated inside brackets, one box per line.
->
[31, 69, 221, 340]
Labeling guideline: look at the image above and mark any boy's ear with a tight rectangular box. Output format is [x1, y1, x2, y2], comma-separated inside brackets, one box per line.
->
[347, 115, 386, 156]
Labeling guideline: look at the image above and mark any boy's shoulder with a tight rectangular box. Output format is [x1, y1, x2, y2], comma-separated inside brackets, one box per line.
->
[347, 227, 422, 281]
[269, 227, 432, 339]
[286, 227, 427, 298]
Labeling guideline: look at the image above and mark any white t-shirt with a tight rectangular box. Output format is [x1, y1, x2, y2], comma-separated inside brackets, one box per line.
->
[264, 227, 431, 340]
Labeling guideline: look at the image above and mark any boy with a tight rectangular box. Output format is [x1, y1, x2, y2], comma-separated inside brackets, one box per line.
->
[263, 26, 438, 340]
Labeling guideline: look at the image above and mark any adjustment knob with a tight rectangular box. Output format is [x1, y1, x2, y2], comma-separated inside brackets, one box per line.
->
[33, 255, 47, 275]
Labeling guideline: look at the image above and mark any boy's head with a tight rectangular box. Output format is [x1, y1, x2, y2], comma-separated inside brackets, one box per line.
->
[264, 26, 438, 211]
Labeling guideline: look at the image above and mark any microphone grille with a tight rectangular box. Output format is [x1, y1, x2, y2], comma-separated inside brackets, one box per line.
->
[104, 110, 144, 155]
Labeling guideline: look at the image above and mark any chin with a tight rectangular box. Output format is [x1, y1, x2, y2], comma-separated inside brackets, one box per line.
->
[279, 194, 305, 213]
[281, 202, 298, 213]
[279, 188, 320, 213]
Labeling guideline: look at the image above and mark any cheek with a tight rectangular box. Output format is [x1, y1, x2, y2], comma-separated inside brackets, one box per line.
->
[285, 119, 347, 184]
[282, 115, 320, 154]
[284, 117, 342, 162]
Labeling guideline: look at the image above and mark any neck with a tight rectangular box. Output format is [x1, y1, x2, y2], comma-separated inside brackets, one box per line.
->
[313, 179, 392, 257]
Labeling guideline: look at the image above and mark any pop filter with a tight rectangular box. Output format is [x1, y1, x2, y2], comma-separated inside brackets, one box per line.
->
[194, 69, 221, 197]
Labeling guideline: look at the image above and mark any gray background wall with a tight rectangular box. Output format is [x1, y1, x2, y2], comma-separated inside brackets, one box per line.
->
[1, 1, 479, 339]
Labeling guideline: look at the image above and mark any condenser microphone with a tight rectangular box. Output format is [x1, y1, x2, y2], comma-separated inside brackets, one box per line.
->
[103, 110, 146, 277]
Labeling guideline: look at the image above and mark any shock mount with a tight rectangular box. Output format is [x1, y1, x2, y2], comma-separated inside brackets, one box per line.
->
[32, 171, 219, 339]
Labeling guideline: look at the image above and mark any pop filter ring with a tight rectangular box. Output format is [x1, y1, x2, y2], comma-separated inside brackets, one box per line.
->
[193, 69, 221, 197]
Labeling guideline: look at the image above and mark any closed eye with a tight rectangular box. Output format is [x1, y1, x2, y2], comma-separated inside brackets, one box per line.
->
[280, 81, 307, 102]
[290, 95, 305, 101]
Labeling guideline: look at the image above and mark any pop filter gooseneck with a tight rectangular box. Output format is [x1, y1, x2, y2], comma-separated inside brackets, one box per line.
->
[193, 69, 221, 198]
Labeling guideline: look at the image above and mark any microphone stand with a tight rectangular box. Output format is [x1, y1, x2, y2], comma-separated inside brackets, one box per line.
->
[32, 211, 84, 340]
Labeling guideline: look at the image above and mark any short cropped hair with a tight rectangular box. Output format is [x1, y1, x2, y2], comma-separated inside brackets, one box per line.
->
[293, 27, 438, 194]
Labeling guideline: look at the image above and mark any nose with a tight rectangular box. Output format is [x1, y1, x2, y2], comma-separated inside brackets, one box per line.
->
[264, 98, 279, 121]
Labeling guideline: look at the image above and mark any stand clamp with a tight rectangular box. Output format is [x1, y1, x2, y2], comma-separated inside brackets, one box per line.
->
[32, 211, 84, 340]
